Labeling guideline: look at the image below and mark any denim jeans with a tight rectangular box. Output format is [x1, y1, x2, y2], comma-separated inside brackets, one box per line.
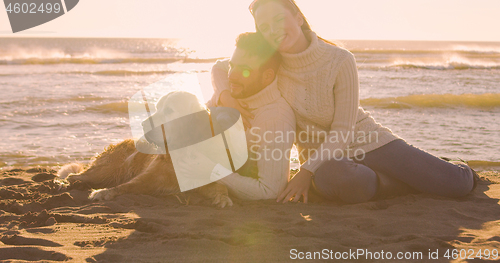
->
[312, 139, 475, 203]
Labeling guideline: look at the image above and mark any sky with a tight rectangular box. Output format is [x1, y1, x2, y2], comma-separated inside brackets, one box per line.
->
[1, 0, 500, 42]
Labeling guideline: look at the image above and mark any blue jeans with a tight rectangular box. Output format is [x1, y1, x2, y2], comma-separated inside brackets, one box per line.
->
[311, 139, 475, 203]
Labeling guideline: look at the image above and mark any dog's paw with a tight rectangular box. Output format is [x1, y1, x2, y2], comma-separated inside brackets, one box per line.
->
[52, 177, 69, 191]
[212, 194, 233, 208]
[89, 188, 116, 201]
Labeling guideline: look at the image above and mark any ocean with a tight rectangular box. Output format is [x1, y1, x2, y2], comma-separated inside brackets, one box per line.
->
[0, 38, 499, 168]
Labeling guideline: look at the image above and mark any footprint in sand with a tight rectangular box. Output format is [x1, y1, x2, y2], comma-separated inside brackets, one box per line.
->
[0, 177, 30, 186]
[0, 234, 62, 247]
[0, 247, 69, 261]
[31, 173, 56, 182]
[25, 227, 57, 234]
[74, 236, 119, 247]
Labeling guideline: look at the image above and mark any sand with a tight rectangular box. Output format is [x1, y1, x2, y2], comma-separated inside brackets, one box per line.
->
[0, 166, 499, 263]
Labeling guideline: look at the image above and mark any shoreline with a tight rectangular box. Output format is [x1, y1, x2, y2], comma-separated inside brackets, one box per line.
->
[1, 159, 499, 171]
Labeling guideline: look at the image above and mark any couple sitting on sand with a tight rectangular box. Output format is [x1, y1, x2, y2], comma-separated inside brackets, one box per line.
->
[186, 0, 478, 204]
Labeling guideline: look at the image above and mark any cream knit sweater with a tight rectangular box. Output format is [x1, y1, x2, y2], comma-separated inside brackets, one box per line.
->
[206, 78, 296, 200]
[211, 31, 401, 174]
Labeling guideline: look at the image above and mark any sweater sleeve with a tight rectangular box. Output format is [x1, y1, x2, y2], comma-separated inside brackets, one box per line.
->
[206, 59, 231, 108]
[218, 112, 296, 200]
[300, 53, 360, 173]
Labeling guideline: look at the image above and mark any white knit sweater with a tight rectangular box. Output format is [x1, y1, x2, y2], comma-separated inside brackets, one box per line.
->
[211, 31, 400, 173]
[206, 78, 296, 200]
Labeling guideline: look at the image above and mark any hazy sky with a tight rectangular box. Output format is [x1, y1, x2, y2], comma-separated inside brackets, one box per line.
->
[1, 0, 499, 42]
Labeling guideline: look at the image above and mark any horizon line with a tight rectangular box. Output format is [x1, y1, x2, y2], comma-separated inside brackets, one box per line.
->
[1, 34, 500, 43]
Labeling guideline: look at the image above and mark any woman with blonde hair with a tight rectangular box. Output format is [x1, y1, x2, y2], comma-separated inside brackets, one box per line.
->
[212, 0, 478, 204]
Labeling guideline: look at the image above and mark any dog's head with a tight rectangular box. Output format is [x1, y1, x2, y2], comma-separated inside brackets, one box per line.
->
[154, 91, 206, 124]
[142, 91, 206, 147]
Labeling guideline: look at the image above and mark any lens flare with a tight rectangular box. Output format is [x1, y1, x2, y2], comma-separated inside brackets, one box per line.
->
[243, 69, 250, 78]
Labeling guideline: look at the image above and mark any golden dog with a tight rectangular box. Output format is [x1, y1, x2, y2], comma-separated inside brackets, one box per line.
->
[57, 91, 233, 208]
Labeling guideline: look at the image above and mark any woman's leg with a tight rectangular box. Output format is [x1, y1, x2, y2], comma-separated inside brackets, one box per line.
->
[359, 139, 475, 198]
[312, 158, 378, 204]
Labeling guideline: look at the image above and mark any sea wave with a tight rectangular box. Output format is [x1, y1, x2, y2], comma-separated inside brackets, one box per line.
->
[85, 101, 129, 114]
[386, 54, 500, 70]
[74, 70, 179, 76]
[361, 93, 500, 109]
[0, 70, 210, 77]
[354, 54, 500, 70]
[1, 96, 133, 115]
[351, 47, 500, 55]
[0, 57, 222, 65]
[0, 95, 109, 106]
[4, 93, 500, 115]
[50, 93, 500, 114]
[389, 61, 500, 70]
[467, 160, 500, 169]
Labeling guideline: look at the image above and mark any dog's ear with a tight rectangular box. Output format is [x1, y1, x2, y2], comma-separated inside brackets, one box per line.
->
[154, 94, 169, 112]
[187, 97, 206, 114]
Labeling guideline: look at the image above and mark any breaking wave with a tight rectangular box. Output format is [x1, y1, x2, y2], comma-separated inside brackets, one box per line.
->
[361, 93, 500, 109]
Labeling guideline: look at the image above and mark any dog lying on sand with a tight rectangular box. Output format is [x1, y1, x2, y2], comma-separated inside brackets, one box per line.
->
[57, 91, 233, 208]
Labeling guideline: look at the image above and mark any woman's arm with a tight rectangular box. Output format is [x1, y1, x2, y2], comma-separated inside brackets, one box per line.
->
[208, 59, 231, 106]
[206, 59, 254, 128]
[277, 53, 360, 203]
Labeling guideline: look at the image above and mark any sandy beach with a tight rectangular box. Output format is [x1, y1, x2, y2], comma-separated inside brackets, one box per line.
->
[0, 165, 499, 262]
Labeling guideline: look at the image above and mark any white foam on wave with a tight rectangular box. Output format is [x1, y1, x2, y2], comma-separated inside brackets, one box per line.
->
[0, 46, 130, 61]
[451, 45, 500, 54]
[391, 55, 500, 70]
